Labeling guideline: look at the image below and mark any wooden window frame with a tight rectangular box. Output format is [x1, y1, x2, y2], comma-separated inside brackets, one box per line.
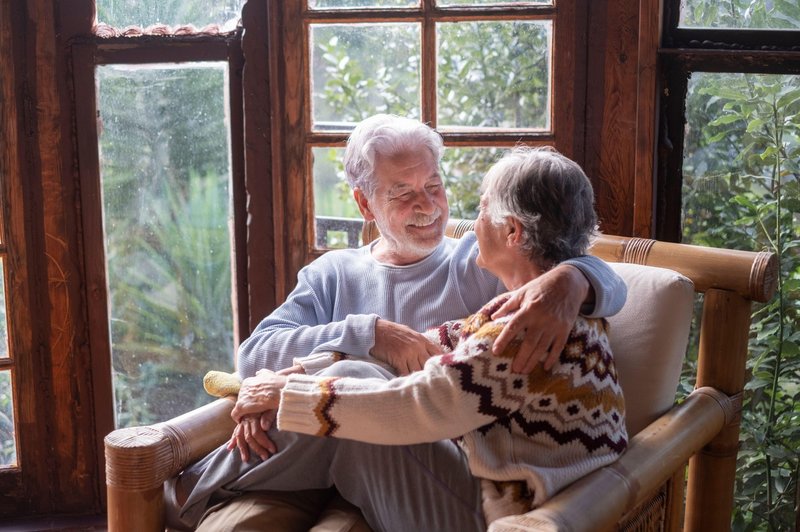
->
[269, 0, 588, 301]
[71, 32, 249, 475]
[655, 1, 800, 242]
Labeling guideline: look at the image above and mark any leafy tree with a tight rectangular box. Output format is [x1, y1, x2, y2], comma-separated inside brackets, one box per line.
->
[0, 371, 14, 466]
[682, 71, 799, 531]
[681, 0, 800, 29]
[96, 0, 243, 29]
[438, 21, 550, 129]
[98, 65, 235, 426]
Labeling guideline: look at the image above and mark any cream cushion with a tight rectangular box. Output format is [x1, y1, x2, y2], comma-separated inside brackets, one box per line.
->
[606, 263, 695, 436]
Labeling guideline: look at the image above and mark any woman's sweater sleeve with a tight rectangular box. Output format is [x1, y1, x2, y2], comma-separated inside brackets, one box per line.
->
[277, 318, 531, 444]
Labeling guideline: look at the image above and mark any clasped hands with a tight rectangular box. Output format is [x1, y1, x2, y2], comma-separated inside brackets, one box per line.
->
[227, 365, 297, 462]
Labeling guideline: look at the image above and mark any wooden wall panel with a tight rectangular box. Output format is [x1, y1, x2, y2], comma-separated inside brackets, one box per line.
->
[583, 0, 642, 237]
[0, 0, 102, 516]
[0, 0, 51, 515]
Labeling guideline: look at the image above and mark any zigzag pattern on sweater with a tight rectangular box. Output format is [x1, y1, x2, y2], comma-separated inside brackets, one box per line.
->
[440, 307, 626, 454]
[312, 377, 340, 437]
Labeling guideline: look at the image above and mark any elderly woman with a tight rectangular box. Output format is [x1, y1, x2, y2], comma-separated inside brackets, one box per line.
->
[171, 147, 627, 532]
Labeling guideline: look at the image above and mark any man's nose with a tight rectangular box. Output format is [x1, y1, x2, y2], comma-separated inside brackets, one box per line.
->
[415, 190, 436, 214]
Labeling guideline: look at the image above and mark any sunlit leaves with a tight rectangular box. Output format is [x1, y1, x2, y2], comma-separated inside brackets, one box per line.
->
[682, 71, 800, 530]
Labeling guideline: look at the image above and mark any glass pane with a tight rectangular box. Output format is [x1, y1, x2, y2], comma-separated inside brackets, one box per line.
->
[438, 0, 550, 5]
[311, 23, 421, 130]
[682, 73, 800, 250]
[0, 259, 8, 359]
[0, 370, 16, 468]
[679, 0, 800, 29]
[97, 64, 235, 428]
[442, 147, 503, 219]
[437, 20, 552, 130]
[313, 147, 363, 249]
[96, 0, 244, 29]
[681, 72, 799, 530]
[310, 0, 417, 8]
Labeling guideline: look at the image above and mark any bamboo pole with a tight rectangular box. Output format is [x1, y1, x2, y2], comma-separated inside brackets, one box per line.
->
[684, 289, 752, 531]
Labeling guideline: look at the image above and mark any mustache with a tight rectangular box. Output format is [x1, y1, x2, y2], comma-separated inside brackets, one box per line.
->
[406, 209, 443, 227]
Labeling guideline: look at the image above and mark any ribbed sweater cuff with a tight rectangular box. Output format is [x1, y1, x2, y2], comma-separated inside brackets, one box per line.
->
[277, 375, 327, 435]
[293, 352, 342, 375]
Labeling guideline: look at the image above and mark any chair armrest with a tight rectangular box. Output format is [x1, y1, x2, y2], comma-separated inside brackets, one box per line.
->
[489, 387, 739, 532]
[106, 398, 235, 489]
[105, 398, 235, 531]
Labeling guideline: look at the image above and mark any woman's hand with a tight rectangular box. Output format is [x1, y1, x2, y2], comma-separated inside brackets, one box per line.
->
[228, 369, 290, 461]
[231, 369, 288, 422]
[227, 411, 277, 462]
[491, 264, 591, 372]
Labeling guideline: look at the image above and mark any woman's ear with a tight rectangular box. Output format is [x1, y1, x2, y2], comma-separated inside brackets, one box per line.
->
[506, 217, 523, 247]
[354, 188, 375, 221]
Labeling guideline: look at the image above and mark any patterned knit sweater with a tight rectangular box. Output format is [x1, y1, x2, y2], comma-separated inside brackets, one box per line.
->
[277, 294, 628, 518]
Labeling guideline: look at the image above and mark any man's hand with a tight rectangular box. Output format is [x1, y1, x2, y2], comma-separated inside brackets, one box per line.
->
[491, 264, 592, 372]
[227, 411, 277, 462]
[371, 319, 441, 375]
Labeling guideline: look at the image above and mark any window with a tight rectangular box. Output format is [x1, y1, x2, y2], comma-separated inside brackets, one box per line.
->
[659, 1, 800, 528]
[0, 246, 15, 470]
[271, 0, 586, 294]
[72, 5, 249, 433]
[95, 63, 236, 427]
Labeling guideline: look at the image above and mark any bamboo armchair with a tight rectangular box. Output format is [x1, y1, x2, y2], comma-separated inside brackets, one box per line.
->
[105, 219, 777, 531]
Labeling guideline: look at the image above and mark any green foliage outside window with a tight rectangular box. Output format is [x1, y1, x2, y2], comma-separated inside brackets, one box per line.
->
[680, 0, 800, 29]
[0, 371, 14, 466]
[313, 18, 549, 224]
[681, 71, 799, 531]
[98, 64, 235, 427]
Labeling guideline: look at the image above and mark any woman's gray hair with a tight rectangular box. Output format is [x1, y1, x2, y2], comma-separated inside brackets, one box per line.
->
[344, 114, 444, 198]
[482, 146, 598, 269]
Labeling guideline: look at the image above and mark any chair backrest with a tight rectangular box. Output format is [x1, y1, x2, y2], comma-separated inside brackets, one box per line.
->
[363, 219, 696, 436]
[606, 263, 694, 435]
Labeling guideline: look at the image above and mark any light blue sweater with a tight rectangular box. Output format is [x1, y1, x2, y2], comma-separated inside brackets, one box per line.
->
[237, 233, 627, 378]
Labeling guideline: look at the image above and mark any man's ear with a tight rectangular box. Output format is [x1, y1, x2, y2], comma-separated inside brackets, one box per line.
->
[354, 188, 375, 221]
[506, 217, 523, 247]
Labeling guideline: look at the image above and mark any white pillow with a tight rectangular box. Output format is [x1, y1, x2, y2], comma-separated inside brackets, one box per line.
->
[606, 263, 695, 436]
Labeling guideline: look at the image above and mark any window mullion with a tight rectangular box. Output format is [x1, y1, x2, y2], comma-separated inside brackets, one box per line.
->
[421, 6, 436, 127]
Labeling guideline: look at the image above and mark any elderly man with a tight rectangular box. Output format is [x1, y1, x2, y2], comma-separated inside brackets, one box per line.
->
[177, 114, 626, 530]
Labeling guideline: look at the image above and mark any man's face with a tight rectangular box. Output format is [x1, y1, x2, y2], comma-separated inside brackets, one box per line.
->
[355, 148, 449, 265]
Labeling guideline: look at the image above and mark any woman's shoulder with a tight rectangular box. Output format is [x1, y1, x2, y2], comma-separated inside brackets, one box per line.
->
[459, 293, 514, 339]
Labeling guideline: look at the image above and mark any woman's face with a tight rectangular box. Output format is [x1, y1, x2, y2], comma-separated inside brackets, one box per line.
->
[474, 193, 510, 277]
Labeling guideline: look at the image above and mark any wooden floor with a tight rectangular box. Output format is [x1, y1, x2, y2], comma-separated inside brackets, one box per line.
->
[0, 515, 106, 532]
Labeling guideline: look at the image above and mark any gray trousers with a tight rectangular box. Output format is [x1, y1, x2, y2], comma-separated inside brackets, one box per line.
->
[168, 361, 485, 532]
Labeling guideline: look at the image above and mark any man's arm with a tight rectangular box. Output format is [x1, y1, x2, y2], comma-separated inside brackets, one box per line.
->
[491, 256, 626, 373]
[237, 262, 379, 378]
